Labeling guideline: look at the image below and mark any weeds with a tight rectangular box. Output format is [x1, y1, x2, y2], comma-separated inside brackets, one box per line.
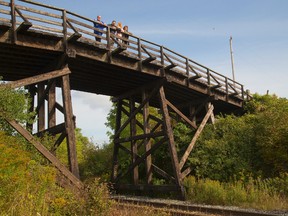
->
[183, 175, 288, 211]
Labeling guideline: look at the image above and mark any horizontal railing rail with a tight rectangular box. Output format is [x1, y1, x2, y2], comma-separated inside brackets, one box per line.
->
[0, 0, 245, 101]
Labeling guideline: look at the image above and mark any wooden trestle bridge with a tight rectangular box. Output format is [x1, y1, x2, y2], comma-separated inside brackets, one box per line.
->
[0, 0, 248, 198]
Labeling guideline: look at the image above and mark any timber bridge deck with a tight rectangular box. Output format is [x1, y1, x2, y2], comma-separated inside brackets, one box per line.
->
[0, 0, 248, 198]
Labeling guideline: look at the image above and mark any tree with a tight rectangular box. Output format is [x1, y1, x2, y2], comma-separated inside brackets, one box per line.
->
[0, 84, 34, 134]
[187, 94, 288, 181]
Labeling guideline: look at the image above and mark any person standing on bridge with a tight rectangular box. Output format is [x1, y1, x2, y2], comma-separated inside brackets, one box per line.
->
[109, 20, 117, 35]
[122, 25, 130, 45]
[94, 15, 106, 42]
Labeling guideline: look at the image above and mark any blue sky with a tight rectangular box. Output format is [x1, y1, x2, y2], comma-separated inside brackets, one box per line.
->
[38, 0, 288, 144]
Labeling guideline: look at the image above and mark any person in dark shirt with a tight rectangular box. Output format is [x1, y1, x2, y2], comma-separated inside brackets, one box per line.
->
[122, 25, 130, 45]
[94, 15, 106, 42]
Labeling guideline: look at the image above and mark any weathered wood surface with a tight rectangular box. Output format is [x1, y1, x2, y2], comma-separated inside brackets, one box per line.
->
[0, 0, 246, 118]
[6, 119, 83, 189]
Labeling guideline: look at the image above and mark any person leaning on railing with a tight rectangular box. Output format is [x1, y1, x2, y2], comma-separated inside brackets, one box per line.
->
[122, 25, 131, 45]
[94, 15, 106, 42]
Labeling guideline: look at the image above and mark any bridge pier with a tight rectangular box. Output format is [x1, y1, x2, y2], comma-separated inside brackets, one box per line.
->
[2, 65, 82, 188]
[111, 79, 215, 199]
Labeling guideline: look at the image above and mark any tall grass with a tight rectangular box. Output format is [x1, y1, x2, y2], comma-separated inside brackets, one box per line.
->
[183, 175, 288, 210]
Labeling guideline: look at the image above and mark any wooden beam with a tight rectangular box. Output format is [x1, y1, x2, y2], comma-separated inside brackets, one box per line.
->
[181, 167, 191, 180]
[115, 137, 168, 182]
[112, 79, 165, 103]
[114, 82, 162, 138]
[6, 119, 83, 189]
[143, 90, 152, 184]
[51, 131, 66, 153]
[16, 21, 32, 33]
[61, 74, 79, 179]
[159, 86, 182, 186]
[152, 165, 175, 182]
[48, 80, 56, 128]
[179, 105, 214, 170]
[37, 82, 45, 132]
[166, 99, 197, 129]
[142, 56, 156, 64]
[130, 98, 139, 185]
[67, 32, 82, 42]
[6, 66, 71, 89]
[111, 100, 122, 182]
[34, 123, 65, 137]
[114, 131, 164, 144]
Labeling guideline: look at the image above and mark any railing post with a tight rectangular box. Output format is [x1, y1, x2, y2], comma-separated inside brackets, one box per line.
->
[225, 77, 229, 101]
[138, 38, 142, 71]
[160, 46, 165, 77]
[186, 58, 189, 86]
[241, 84, 245, 100]
[62, 10, 68, 53]
[106, 26, 111, 49]
[10, 0, 17, 43]
[207, 69, 211, 94]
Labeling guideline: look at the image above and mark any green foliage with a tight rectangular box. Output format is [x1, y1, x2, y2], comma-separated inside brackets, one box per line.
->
[84, 178, 113, 215]
[0, 131, 116, 215]
[183, 175, 288, 210]
[0, 85, 34, 133]
[187, 94, 288, 181]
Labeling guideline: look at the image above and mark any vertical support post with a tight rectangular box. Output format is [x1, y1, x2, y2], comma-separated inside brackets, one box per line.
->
[61, 74, 79, 179]
[62, 10, 68, 53]
[26, 85, 35, 132]
[143, 90, 152, 184]
[189, 105, 197, 126]
[37, 82, 45, 132]
[48, 80, 56, 128]
[130, 97, 138, 185]
[111, 100, 122, 182]
[10, 0, 16, 43]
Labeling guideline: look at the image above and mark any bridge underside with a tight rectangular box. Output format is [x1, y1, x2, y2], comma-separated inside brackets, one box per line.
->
[0, 18, 244, 198]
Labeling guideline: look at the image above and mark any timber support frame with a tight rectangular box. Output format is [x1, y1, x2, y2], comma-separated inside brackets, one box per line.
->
[2, 65, 82, 189]
[111, 79, 215, 199]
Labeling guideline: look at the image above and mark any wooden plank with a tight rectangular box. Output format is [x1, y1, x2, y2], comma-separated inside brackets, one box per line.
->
[152, 164, 175, 182]
[159, 86, 182, 186]
[179, 105, 214, 170]
[48, 80, 56, 128]
[181, 167, 191, 180]
[130, 98, 139, 185]
[34, 123, 65, 137]
[111, 100, 122, 182]
[112, 79, 164, 103]
[6, 66, 71, 89]
[6, 119, 83, 189]
[116, 184, 181, 192]
[166, 99, 197, 129]
[37, 82, 45, 132]
[114, 81, 162, 138]
[67, 32, 82, 42]
[114, 131, 164, 144]
[51, 131, 66, 153]
[115, 137, 168, 182]
[142, 56, 156, 64]
[143, 90, 152, 184]
[61, 74, 79, 178]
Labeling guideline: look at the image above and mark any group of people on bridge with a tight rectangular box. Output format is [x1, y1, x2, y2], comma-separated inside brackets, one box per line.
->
[93, 15, 130, 45]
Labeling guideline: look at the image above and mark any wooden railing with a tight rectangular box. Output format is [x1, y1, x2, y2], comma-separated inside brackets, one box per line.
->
[0, 0, 246, 100]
